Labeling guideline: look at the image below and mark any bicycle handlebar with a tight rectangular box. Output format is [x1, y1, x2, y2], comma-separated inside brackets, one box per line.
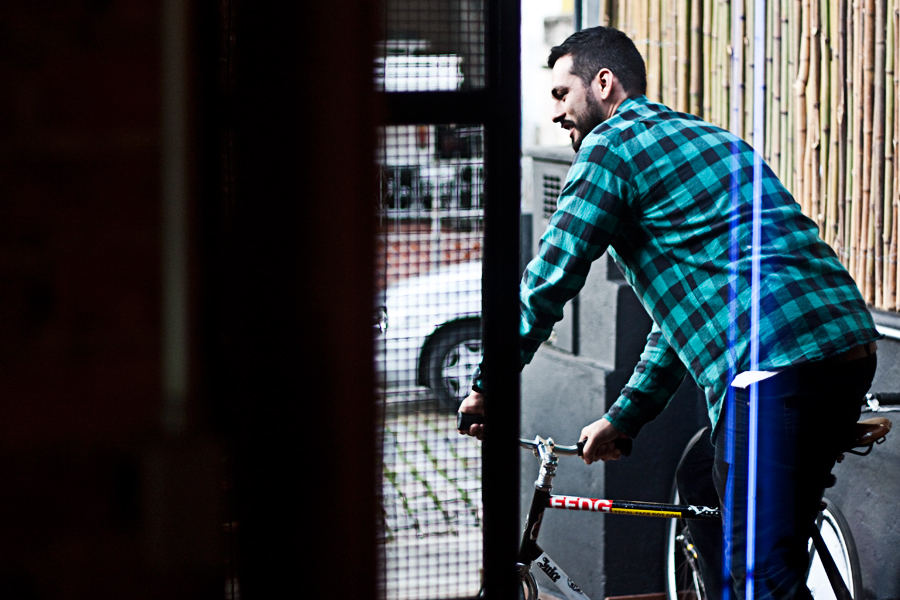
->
[518, 437, 633, 457]
[457, 412, 633, 457]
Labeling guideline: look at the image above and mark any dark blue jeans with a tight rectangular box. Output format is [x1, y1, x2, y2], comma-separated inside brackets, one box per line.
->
[677, 352, 876, 600]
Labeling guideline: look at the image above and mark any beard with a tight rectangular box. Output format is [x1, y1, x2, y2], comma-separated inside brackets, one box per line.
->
[570, 89, 606, 152]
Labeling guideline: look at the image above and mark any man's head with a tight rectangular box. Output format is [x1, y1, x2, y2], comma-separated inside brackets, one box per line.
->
[548, 27, 646, 150]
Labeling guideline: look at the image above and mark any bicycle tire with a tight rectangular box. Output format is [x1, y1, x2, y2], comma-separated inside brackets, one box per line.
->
[521, 570, 538, 600]
[476, 571, 535, 600]
[807, 498, 864, 600]
[665, 487, 706, 600]
[665, 492, 864, 600]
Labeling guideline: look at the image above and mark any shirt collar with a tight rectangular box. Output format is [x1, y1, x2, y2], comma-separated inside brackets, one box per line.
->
[614, 94, 649, 116]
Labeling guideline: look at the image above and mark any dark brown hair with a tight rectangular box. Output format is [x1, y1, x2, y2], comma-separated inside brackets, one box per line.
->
[548, 26, 647, 96]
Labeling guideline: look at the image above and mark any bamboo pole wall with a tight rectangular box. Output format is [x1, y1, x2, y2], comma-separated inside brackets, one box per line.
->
[598, 0, 900, 311]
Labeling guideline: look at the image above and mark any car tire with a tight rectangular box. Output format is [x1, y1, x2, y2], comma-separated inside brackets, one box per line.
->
[426, 320, 482, 411]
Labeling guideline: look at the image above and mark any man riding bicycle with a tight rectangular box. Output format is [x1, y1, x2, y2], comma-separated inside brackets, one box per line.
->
[459, 26, 880, 600]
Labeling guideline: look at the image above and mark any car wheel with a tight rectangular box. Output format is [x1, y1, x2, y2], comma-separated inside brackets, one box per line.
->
[426, 321, 482, 411]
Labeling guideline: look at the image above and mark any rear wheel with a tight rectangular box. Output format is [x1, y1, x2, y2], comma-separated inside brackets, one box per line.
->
[665, 491, 863, 600]
[807, 498, 863, 600]
[666, 488, 706, 600]
[426, 320, 482, 411]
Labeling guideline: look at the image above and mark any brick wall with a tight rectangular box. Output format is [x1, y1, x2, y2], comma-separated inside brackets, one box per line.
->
[377, 222, 483, 286]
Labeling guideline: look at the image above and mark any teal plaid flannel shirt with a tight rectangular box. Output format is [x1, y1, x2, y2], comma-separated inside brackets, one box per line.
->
[492, 95, 880, 437]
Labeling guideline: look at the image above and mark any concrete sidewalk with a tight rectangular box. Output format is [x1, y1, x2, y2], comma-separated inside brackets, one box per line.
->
[380, 393, 483, 600]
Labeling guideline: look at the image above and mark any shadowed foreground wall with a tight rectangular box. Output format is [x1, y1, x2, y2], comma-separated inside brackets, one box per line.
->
[0, 1, 379, 598]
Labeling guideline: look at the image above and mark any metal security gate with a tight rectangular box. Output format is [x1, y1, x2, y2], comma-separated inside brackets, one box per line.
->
[374, 1, 521, 599]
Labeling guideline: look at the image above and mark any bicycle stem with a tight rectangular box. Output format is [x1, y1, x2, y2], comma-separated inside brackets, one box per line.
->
[534, 440, 560, 491]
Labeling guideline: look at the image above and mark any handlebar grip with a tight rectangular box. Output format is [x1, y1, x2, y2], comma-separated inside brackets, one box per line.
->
[873, 392, 900, 404]
[457, 412, 485, 432]
[577, 437, 633, 457]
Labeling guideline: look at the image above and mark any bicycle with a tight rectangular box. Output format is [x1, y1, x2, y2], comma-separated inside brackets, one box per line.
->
[458, 391, 896, 600]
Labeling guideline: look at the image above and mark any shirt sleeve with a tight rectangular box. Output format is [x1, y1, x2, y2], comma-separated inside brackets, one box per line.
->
[604, 322, 687, 438]
[519, 144, 634, 365]
[472, 141, 633, 393]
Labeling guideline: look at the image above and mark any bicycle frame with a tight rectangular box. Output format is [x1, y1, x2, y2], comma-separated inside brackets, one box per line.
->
[516, 436, 719, 600]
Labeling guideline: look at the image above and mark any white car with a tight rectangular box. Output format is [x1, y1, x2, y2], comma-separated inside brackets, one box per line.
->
[375, 261, 482, 409]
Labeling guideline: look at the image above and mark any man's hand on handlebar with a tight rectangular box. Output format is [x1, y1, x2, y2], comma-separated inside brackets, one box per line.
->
[458, 391, 484, 440]
[457, 395, 631, 460]
[580, 417, 629, 464]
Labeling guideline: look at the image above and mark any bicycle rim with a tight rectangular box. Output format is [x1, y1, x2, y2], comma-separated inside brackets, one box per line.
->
[520, 571, 538, 600]
[807, 498, 863, 600]
[666, 489, 706, 600]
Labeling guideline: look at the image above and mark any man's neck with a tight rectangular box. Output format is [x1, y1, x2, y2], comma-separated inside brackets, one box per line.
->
[603, 92, 636, 120]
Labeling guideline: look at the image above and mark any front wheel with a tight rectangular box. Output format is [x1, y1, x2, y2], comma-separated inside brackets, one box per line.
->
[475, 569, 536, 600]
[807, 498, 863, 600]
[520, 570, 538, 600]
[426, 320, 482, 411]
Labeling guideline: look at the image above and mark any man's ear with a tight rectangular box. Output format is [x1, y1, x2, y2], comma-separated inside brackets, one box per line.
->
[595, 68, 616, 100]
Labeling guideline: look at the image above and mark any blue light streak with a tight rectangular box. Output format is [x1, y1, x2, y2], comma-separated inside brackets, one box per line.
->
[745, 0, 767, 597]
[723, 134, 741, 600]
[727, 1, 766, 598]
[725, 1, 743, 595]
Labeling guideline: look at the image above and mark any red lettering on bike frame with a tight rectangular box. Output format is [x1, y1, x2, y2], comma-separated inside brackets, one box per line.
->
[548, 496, 612, 512]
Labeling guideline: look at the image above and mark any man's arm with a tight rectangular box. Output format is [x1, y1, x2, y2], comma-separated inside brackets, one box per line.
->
[518, 152, 633, 367]
[603, 322, 687, 438]
[578, 323, 685, 463]
[468, 145, 634, 396]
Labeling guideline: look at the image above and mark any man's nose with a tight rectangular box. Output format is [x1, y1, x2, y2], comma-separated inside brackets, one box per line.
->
[551, 105, 565, 123]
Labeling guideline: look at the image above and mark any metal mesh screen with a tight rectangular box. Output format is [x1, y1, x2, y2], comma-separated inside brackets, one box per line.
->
[375, 3, 487, 597]
[379, 0, 486, 91]
[375, 123, 484, 599]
